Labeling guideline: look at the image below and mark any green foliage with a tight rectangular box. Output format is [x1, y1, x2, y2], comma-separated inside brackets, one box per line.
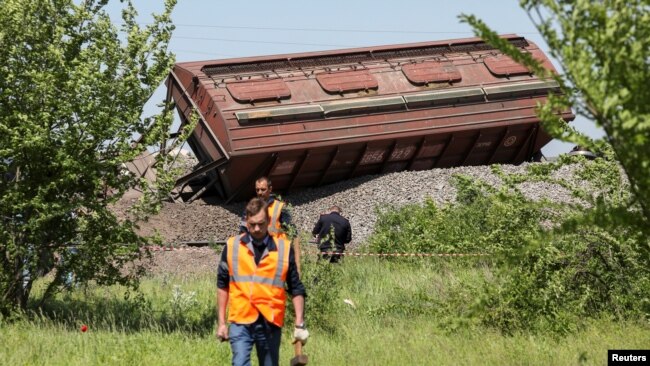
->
[286, 241, 343, 334]
[279, 199, 298, 240]
[479, 156, 650, 333]
[362, 260, 483, 326]
[460, 0, 650, 226]
[369, 157, 650, 333]
[169, 285, 199, 323]
[450, 0, 650, 334]
[368, 175, 548, 256]
[0, 0, 182, 313]
[22, 274, 216, 335]
[2, 269, 648, 365]
[481, 223, 650, 334]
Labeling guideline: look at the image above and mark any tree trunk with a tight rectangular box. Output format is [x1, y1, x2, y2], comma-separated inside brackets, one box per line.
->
[1, 264, 31, 314]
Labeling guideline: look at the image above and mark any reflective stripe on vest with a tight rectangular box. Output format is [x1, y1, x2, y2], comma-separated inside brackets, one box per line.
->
[230, 236, 286, 288]
[226, 235, 289, 327]
[267, 200, 284, 234]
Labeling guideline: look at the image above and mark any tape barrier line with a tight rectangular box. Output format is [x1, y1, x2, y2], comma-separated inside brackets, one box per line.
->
[314, 251, 488, 257]
[144, 246, 213, 252]
[143, 246, 488, 257]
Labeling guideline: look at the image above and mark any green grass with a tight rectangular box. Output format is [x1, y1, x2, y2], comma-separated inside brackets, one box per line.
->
[0, 324, 225, 365]
[1, 256, 648, 365]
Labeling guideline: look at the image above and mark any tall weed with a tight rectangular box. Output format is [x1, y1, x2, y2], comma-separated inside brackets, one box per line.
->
[368, 156, 650, 333]
[286, 242, 343, 335]
[369, 175, 547, 256]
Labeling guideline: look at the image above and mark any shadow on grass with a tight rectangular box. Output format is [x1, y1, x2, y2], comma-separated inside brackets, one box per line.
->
[27, 293, 216, 336]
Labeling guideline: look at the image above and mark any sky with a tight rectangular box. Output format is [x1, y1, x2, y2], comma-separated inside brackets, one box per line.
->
[111, 1, 604, 157]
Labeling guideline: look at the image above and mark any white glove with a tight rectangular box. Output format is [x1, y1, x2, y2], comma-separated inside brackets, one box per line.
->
[293, 327, 309, 345]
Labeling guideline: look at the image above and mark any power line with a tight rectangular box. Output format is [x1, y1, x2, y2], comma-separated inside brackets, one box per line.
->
[172, 49, 238, 58]
[124, 22, 538, 35]
[167, 23, 539, 35]
[172, 36, 353, 48]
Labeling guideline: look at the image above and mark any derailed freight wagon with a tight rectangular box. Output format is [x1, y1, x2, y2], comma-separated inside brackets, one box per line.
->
[167, 35, 574, 202]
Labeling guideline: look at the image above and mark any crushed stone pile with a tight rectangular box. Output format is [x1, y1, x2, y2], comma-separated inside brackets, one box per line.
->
[134, 162, 585, 276]
[133, 162, 582, 247]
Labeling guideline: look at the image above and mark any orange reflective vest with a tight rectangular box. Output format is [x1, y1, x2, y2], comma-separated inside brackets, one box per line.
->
[226, 235, 290, 327]
[267, 199, 285, 236]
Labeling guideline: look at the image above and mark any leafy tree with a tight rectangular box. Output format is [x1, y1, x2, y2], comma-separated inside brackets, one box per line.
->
[456, 0, 650, 332]
[461, 0, 650, 224]
[482, 157, 649, 333]
[0, 0, 184, 313]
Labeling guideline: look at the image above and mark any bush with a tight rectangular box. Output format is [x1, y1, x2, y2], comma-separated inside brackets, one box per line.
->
[481, 208, 650, 334]
[285, 244, 343, 335]
[368, 157, 650, 333]
[368, 174, 548, 256]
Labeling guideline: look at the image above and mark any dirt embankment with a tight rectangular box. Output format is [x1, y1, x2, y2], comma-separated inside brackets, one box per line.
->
[126, 162, 581, 277]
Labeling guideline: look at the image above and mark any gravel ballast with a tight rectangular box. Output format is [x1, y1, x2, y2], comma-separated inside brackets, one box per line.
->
[138, 163, 580, 247]
[131, 162, 588, 276]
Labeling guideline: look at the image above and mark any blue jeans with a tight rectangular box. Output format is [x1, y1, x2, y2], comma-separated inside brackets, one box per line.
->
[229, 316, 282, 366]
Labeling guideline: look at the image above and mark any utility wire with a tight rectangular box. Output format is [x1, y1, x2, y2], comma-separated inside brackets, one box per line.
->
[131, 22, 539, 48]
[172, 23, 479, 34]
[172, 49, 238, 58]
[172, 36, 353, 48]
[143, 22, 539, 35]
[160, 24, 539, 55]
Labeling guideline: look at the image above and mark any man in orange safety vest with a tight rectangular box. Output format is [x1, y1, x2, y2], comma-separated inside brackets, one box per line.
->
[239, 177, 293, 239]
[218, 197, 308, 366]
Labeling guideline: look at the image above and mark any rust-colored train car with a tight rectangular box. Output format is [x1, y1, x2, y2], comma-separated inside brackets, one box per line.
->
[167, 34, 573, 202]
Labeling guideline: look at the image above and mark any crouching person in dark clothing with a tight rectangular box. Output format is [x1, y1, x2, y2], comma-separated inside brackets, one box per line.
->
[312, 205, 352, 263]
[217, 197, 308, 366]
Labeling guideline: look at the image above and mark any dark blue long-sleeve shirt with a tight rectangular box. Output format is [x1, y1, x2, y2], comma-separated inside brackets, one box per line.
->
[312, 212, 352, 252]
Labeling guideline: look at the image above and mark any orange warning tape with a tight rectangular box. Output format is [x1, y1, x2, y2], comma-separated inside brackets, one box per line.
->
[144, 246, 213, 252]
[313, 251, 489, 257]
[143, 246, 488, 257]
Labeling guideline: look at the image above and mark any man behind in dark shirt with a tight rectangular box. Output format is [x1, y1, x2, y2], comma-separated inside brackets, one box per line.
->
[312, 205, 352, 263]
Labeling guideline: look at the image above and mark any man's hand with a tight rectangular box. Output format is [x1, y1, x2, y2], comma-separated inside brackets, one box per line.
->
[293, 327, 309, 345]
[216, 323, 229, 342]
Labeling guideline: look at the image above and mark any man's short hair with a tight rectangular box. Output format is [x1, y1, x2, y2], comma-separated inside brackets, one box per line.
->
[329, 205, 341, 213]
[246, 197, 269, 219]
[255, 176, 272, 187]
